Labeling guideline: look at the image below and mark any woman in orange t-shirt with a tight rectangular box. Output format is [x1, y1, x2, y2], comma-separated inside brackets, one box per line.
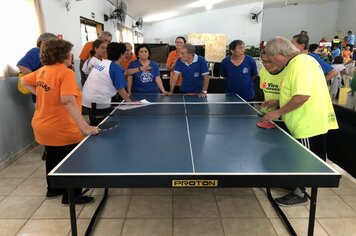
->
[166, 36, 186, 93]
[22, 39, 99, 204]
[342, 46, 352, 62]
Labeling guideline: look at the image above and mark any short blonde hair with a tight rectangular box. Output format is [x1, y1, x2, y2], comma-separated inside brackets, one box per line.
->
[265, 36, 298, 57]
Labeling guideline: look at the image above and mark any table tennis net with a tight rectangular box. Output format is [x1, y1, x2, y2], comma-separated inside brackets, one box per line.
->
[106, 102, 261, 116]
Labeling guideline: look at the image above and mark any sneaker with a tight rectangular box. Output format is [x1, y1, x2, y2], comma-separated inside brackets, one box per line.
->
[62, 196, 94, 205]
[275, 193, 308, 207]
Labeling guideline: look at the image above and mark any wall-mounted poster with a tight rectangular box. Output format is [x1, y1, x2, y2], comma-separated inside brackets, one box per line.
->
[188, 33, 226, 62]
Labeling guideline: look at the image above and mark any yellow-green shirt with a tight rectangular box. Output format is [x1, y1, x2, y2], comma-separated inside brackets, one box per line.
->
[280, 54, 338, 139]
[259, 67, 285, 114]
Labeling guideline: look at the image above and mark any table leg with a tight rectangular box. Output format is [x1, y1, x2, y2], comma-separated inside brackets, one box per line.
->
[68, 188, 77, 236]
[307, 187, 318, 236]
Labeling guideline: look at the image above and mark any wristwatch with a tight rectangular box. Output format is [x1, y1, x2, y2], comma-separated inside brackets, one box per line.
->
[202, 90, 208, 94]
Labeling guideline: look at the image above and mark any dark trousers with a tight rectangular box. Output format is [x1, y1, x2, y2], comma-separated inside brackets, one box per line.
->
[45, 143, 82, 202]
[297, 133, 327, 161]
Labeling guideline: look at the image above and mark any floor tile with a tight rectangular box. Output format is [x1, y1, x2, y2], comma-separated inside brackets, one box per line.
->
[79, 195, 130, 219]
[174, 218, 224, 236]
[339, 194, 356, 211]
[29, 165, 45, 178]
[0, 219, 26, 236]
[10, 177, 46, 196]
[333, 177, 356, 195]
[132, 188, 172, 195]
[213, 188, 254, 195]
[216, 195, 265, 218]
[127, 195, 172, 218]
[0, 196, 44, 219]
[17, 219, 70, 236]
[77, 219, 124, 236]
[14, 152, 43, 166]
[318, 218, 356, 236]
[222, 218, 276, 236]
[32, 198, 83, 219]
[270, 218, 328, 236]
[0, 164, 40, 179]
[258, 198, 309, 218]
[311, 195, 356, 218]
[0, 178, 24, 195]
[174, 194, 219, 218]
[121, 218, 172, 236]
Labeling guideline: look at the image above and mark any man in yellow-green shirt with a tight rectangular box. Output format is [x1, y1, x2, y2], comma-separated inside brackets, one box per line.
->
[262, 37, 338, 207]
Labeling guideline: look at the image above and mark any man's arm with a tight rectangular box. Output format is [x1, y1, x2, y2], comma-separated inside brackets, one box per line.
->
[198, 73, 210, 97]
[262, 95, 309, 122]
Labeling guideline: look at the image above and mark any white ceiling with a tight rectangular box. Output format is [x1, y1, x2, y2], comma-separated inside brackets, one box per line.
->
[107, 0, 338, 22]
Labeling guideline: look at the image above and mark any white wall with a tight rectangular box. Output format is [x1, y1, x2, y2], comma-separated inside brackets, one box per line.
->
[40, 0, 116, 57]
[143, 2, 263, 46]
[261, 1, 339, 43]
[336, 0, 356, 36]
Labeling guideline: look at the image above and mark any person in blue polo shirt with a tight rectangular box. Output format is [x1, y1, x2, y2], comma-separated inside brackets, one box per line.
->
[291, 34, 337, 81]
[220, 40, 258, 101]
[127, 44, 168, 95]
[347, 30, 355, 51]
[169, 43, 209, 97]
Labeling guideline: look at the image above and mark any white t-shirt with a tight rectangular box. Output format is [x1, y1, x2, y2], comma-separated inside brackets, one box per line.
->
[82, 57, 102, 75]
[332, 64, 346, 78]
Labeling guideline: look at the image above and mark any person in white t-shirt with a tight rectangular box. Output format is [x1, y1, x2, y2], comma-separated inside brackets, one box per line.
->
[330, 56, 346, 99]
[82, 39, 108, 80]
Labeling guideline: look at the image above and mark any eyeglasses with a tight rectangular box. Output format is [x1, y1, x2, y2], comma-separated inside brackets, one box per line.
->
[175, 41, 184, 44]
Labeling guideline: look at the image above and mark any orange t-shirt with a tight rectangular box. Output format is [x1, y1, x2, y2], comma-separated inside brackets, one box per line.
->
[23, 64, 84, 146]
[79, 41, 94, 61]
[166, 50, 182, 86]
[122, 53, 137, 70]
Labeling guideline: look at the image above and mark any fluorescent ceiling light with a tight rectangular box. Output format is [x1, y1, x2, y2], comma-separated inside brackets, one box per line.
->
[186, 0, 225, 10]
[144, 12, 178, 22]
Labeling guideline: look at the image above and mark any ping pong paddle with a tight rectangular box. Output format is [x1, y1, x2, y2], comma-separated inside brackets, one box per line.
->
[98, 120, 118, 131]
[256, 121, 276, 129]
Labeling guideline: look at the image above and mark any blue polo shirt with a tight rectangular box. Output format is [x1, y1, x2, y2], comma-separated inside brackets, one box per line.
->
[17, 47, 41, 71]
[220, 55, 257, 101]
[348, 34, 355, 45]
[308, 52, 333, 75]
[174, 54, 209, 93]
[128, 60, 161, 93]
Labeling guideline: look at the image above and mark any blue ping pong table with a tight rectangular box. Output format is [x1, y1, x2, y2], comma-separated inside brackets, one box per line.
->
[48, 93, 341, 236]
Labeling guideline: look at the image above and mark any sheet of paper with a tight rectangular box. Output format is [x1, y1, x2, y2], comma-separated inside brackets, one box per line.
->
[116, 99, 151, 110]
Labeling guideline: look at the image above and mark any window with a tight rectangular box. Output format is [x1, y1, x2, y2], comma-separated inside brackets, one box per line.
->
[80, 17, 104, 47]
[0, 0, 42, 79]
[117, 27, 143, 46]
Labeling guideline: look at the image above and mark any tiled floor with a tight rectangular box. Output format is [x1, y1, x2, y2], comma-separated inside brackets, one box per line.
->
[1, 146, 356, 236]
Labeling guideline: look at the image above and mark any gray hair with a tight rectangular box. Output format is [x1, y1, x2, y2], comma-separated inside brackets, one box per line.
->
[264, 36, 299, 57]
[182, 43, 195, 55]
[37, 32, 56, 47]
[99, 31, 112, 38]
